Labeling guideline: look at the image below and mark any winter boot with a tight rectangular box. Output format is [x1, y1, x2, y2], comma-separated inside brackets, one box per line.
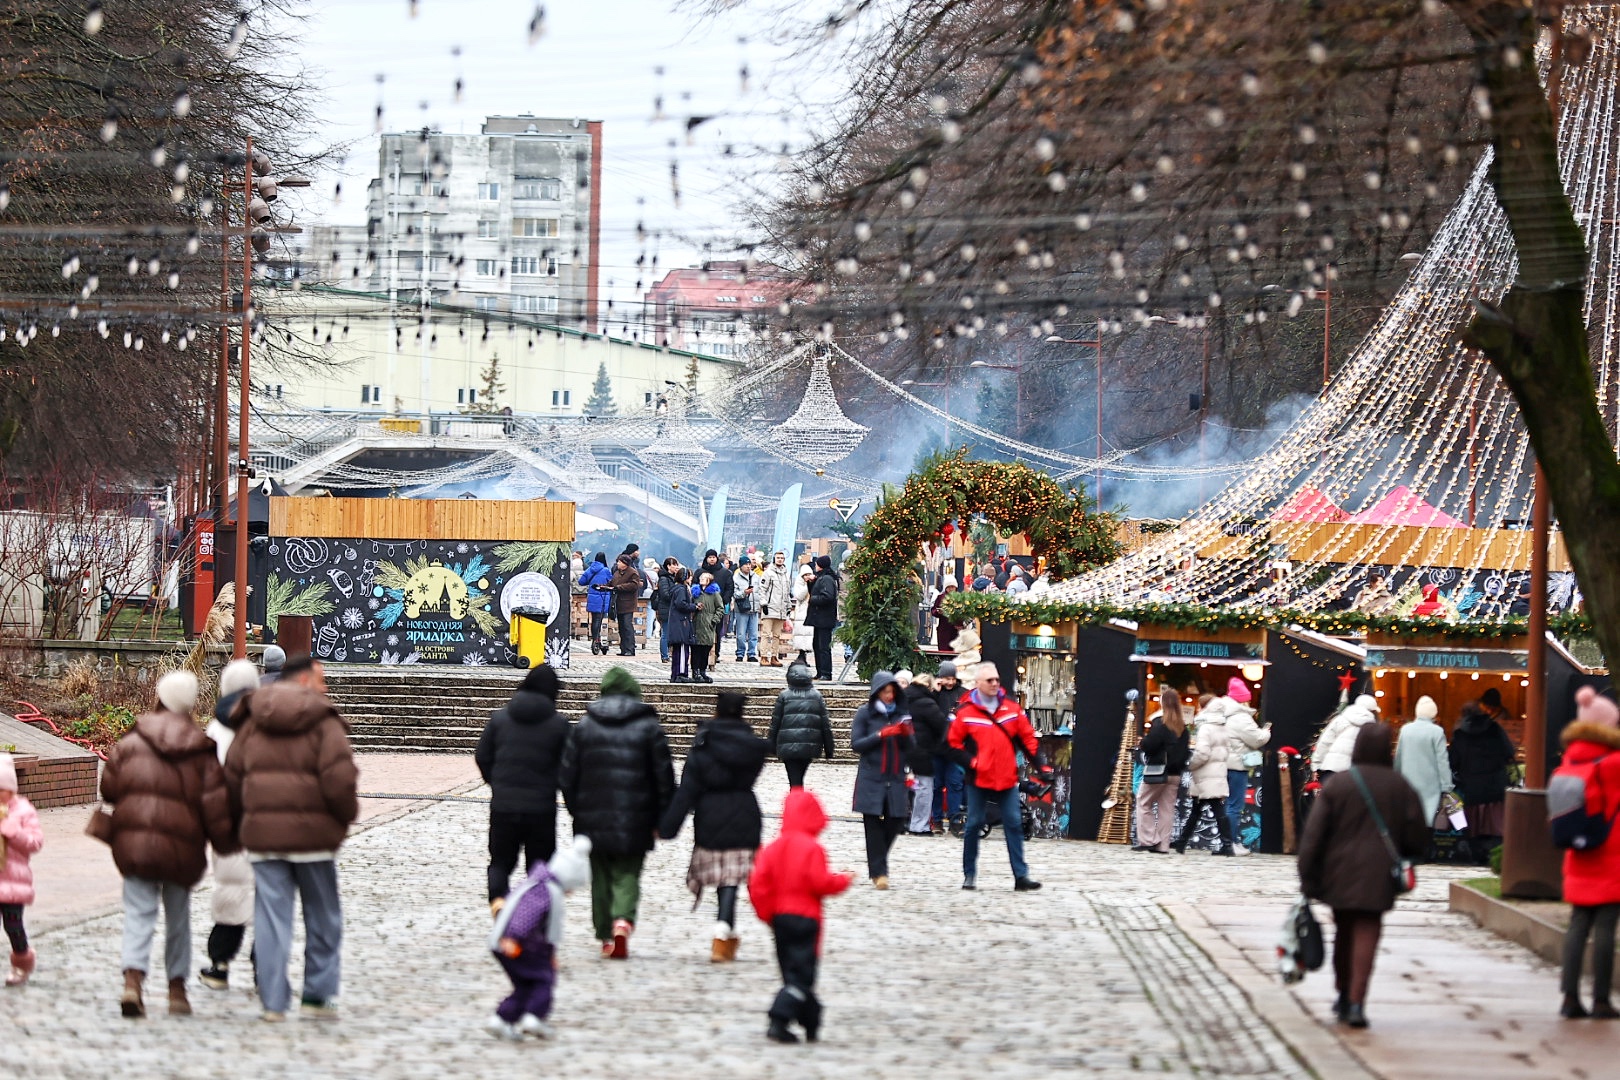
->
[1342, 1002, 1368, 1028]
[5, 949, 35, 987]
[199, 962, 228, 991]
[710, 923, 736, 964]
[168, 978, 192, 1017]
[1561, 995, 1591, 1019]
[1014, 876, 1043, 892]
[120, 969, 145, 1019]
[1592, 1000, 1619, 1020]
[766, 1019, 800, 1043]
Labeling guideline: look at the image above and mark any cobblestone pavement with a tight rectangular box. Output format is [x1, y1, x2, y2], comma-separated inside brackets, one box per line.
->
[3, 762, 1500, 1079]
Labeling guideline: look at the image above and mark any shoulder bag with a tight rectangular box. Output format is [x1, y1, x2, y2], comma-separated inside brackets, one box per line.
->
[1350, 767, 1415, 894]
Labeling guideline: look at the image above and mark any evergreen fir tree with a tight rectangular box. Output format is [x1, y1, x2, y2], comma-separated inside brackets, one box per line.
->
[466, 353, 505, 414]
[584, 361, 618, 417]
[685, 355, 700, 394]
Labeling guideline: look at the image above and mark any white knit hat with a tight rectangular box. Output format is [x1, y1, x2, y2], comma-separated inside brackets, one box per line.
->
[0, 752, 16, 793]
[157, 669, 200, 714]
[1415, 695, 1438, 720]
[548, 835, 593, 893]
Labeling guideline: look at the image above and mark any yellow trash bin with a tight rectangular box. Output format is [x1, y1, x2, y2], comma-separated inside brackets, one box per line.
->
[508, 606, 549, 668]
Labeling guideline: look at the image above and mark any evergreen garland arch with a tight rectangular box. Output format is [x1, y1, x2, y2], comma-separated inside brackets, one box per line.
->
[840, 452, 1121, 678]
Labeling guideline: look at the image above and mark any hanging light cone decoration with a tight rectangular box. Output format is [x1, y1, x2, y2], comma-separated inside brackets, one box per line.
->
[637, 392, 715, 484]
[552, 443, 615, 501]
[771, 348, 868, 467]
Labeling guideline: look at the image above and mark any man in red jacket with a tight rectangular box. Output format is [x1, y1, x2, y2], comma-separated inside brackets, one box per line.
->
[748, 788, 853, 1044]
[948, 662, 1042, 892]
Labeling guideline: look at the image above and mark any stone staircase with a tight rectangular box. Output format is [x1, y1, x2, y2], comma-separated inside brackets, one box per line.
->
[324, 667, 872, 759]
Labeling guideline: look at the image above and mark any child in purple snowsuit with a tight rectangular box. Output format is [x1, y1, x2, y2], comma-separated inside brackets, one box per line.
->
[485, 835, 592, 1041]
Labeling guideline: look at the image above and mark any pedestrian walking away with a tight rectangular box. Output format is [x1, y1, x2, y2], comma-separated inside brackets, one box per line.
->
[1393, 695, 1454, 831]
[850, 671, 913, 889]
[768, 661, 835, 788]
[260, 644, 286, 685]
[1450, 695, 1516, 847]
[477, 664, 570, 907]
[1297, 723, 1429, 1029]
[748, 788, 854, 1044]
[223, 655, 359, 1023]
[610, 554, 644, 657]
[484, 835, 593, 1042]
[659, 692, 769, 962]
[200, 659, 262, 991]
[1135, 688, 1191, 854]
[931, 662, 966, 832]
[806, 556, 840, 681]
[1219, 677, 1270, 854]
[1174, 693, 1237, 856]
[1554, 687, 1620, 1020]
[1312, 694, 1381, 782]
[1, 752, 44, 988]
[665, 567, 697, 682]
[756, 550, 793, 666]
[580, 553, 614, 655]
[101, 670, 240, 1019]
[948, 662, 1042, 891]
[903, 673, 948, 835]
[558, 666, 676, 959]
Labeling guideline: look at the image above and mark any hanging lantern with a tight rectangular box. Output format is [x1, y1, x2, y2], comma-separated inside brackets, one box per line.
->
[771, 348, 868, 467]
[637, 393, 714, 483]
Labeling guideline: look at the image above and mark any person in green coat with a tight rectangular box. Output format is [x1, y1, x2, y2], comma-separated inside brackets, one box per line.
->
[692, 572, 725, 684]
[1393, 695, 1453, 828]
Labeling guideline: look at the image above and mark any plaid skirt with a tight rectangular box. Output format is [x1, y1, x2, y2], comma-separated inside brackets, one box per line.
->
[686, 846, 755, 906]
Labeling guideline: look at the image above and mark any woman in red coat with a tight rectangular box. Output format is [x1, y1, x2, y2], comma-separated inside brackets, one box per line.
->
[1558, 687, 1620, 1020]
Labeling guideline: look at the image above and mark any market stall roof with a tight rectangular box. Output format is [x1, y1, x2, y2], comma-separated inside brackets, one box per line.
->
[1347, 486, 1467, 529]
[1272, 486, 1349, 523]
[576, 510, 618, 533]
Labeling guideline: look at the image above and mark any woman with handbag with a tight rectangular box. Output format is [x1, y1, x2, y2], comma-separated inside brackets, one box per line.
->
[1297, 723, 1429, 1029]
[1134, 689, 1190, 853]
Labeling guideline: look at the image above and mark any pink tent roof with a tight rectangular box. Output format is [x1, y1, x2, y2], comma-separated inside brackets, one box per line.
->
[1272, 486, 1349, 522]
[1348, 486, 1467, 528]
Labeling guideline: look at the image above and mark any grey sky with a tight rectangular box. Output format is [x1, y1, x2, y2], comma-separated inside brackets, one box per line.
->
[283, 0, 819, 328]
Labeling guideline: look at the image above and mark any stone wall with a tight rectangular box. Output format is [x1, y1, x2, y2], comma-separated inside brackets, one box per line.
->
[1, 638, 262, 680]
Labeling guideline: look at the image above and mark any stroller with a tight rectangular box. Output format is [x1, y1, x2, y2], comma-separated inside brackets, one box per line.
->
[978, 761, 1057, 840]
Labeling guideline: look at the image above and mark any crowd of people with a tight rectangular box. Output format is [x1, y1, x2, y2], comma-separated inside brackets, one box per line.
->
[574, 544, 846, 683]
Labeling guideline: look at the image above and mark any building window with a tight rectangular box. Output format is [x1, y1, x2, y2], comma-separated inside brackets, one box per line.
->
[551, 390, 560, 407]
[476, 219, 498, 239]
[477, 182, 501, 201]
[513, 217, 559, 238]
[473, 296, 499, 312]
[515, 295, 559, 314]
[645, 392, 654, 405]
[511, 256, 541, 276]
[361, 384, 382, 404]
[457, 388, 479, 405]
[274, 384, 284, 399]
[714, 295, 738, 303]
[475, 259, 499, 276]
[514, 177, 562, 200]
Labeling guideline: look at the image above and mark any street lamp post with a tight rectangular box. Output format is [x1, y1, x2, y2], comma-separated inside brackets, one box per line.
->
[221, 139, 308, 659]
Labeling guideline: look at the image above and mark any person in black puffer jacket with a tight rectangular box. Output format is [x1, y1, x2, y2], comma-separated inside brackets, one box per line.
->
[1133, 688, 1192, 854]
[475, 664, 571, 906]
[653, 557, 680, 663]
[659, 692, 769, 962]
[767, 662, 834, 787]
[903, 675, 948, 836]
[559, 666, 675, 959]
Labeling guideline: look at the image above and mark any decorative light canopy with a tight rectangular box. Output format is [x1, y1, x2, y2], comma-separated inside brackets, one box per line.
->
[771, 348, 868, 467]
[636, 390, 715, 483]
[550, 443, 615, 501]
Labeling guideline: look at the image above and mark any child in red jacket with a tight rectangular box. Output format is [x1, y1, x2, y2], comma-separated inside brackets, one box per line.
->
[1557, 688, 1620, 1020]
[748, 788, 852, 1043]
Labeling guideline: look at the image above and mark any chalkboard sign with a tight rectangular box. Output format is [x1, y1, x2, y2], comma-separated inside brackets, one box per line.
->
[265, 536, 572, 667]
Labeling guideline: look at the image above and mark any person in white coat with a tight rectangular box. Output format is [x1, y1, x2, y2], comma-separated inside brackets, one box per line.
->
[1313, 694, 1381, 779]
[789, 565, 816, 665]
[755, 551, 794, 667]
[1219, 678, 1271, 856]
[200, 659, 260, 990]
[1173, 699, 1237, 856]
[1393, 695, 1453, 827]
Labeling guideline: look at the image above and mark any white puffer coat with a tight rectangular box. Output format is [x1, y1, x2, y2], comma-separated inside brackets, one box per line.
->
[1311, 695, 1380, 775]
[1222, 699, 1271, 756]
[789, 576, 815, 653]
[1186, 704, 1233, 799]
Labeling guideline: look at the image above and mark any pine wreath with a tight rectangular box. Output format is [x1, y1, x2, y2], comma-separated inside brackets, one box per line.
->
[841, 451, 1121, 678]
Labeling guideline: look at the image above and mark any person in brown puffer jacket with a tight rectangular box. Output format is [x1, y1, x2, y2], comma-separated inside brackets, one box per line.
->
[100, 669, 238, 1020]
[223, 654, 358, 1022]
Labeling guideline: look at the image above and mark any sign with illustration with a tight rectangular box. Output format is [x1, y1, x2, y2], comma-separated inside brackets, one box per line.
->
[265, 537, 571, 667]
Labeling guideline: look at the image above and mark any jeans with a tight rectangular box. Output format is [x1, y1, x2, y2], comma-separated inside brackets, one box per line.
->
[1562, 902, 1620, 1002]
[862, 813, 903, 878]
[658, 617, 670, 662]
[1226, 769, 1249, 845]
[784, 758, 810, 788]
[733, 611, 759, 658]
[909, 775, 935, 832]
[769, 914, 822, 1037]
[1134, 779, 1180, 850]
[932, 757, 964, 824]
[487, 809, 558, 901]
[812, 626, 834, 679]
[120, 877, 191, 981]
[252, 859, 344, 1013]
[963, 786, 1028, 879]
[589, 852, 646, 941]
